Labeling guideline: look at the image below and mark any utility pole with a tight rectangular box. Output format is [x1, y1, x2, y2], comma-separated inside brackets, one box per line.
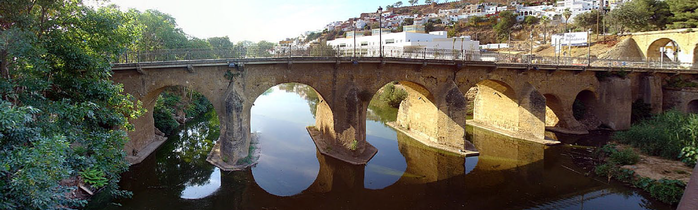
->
[587, 29, 591, 66]
[353, 17, 357, 58]
[378, 6, 384, 58]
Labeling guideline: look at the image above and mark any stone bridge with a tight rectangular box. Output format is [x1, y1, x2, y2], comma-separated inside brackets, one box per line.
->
[111, 57, 698, 170]
[626, 28, 698, 66]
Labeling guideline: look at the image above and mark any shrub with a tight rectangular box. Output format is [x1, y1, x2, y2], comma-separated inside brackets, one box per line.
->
[153, 96, 180, 135]
[79, 168, 108, 188]
[610, 148, 640, 165]
[379, 83, 408, 108]
[613, 110, 696, 165]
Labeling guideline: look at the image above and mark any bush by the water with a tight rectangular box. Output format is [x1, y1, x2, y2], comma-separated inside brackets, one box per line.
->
[594, 144, 685, 205]
[613, 110, 698, 166]
[380, 83, 408, 108]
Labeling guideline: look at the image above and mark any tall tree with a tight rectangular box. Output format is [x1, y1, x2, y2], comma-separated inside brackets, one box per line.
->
[207, 36, 234, 49]
[494, 11, 517, 42]
[0, 1, 143, 209]
[575, 10, 604, 32]
[666, 0, 698, 29]
[130, 9, 189, 51]
[563, 8, 572, 32]
[395, 1, 404, 7]
[607, 0, 671, 32]
[409, 0, 419, 6]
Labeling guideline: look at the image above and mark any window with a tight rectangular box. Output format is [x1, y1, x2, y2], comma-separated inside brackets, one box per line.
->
[386, 39, 395, 44]
[361, 41, 368, 46]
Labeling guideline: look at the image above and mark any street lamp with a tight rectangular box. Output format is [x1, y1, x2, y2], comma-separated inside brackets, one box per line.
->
[377, 6, 383, 58]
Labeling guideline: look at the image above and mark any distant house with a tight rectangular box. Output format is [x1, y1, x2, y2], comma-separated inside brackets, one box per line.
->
[327, 30, 481, 59]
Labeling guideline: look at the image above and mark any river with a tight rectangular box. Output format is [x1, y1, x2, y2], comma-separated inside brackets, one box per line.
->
[89, 83, 673, 210]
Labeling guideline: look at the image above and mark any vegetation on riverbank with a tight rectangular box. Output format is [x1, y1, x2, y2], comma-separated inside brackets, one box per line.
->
[368, 83, 408, 123]
[593, 110, 698, 205]
[0, 1, 144, 208]
[613, 110, 698, 166]
[594, 144, 686, 205]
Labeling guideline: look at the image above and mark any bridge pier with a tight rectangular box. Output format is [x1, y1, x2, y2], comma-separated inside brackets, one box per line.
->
[309, 84, 378, 165]
[394, 81, 477, 155]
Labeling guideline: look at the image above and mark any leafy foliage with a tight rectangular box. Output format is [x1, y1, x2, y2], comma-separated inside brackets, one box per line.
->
[494, 11, 517, 42]
[666, 0, 698, 29]
[79, 168, 108, 188]
[574, 10, 603, 33]
[614, 110, 698, 166]
[594, 144, 686, 205]
[0, 1, 145, 208]
[607, 0, 671, 33]
[379, 83, 408, 108]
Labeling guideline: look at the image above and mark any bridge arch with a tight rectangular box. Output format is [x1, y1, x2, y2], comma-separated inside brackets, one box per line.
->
[371, 79, 473, 154]
[544, 94, 567, 128]
[473, 79, 519, 132]
[687, 100, 698, 114]
[248, 83, 325, 197]
[646, 38, 681, 62]
[126, 83, 222, 159]
[572, 89, 600, 130]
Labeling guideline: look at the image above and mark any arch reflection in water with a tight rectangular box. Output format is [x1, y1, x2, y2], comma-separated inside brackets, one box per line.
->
[180, 168, 221, 199]
[250, 84, 320, 196]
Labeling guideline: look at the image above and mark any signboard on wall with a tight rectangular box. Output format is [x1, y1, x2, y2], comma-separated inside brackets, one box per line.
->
[551, 32, 588, 47]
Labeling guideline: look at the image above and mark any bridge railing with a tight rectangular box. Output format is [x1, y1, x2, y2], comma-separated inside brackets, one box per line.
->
[116, 47, 697, 70]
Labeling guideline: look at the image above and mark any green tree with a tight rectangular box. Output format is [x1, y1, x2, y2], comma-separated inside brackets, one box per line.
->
[607, 0, 671, 32]
[207, 36, 234, 49]
[404, 18, 415, 25]
[524, 16, 540, 27]
[666, 0, 698, 29]
[0, 1, 143, 209]
[574, 10, 603, 32]
[494, 11, 517, 42]
[130, 9, 189, 51]
[424, 22, 436, 32]
[425, 0, 433, 4]
[540, 16, 551, 43]
[395, 1, 404, 7]
[563, 8, 572, 32]
[409, 0, 419, 6]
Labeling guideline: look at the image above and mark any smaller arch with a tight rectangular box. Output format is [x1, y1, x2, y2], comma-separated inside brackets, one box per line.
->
[647, 38, 681, 62]
[687, 100, 698, 114]
[573, 90, 600, 130]
[472, 79, 519, 132]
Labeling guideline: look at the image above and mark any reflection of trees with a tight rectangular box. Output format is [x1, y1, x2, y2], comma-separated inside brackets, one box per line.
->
[154, 109, 220, 195]
[367, 84, 401, 123]
[276, 83, 320, 117]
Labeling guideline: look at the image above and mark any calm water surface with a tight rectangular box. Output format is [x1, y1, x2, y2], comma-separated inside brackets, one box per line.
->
[92, 84, 673, 210]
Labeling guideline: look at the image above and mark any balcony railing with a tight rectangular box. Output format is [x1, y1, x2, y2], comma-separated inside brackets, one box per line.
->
[115, 46, 697, 70]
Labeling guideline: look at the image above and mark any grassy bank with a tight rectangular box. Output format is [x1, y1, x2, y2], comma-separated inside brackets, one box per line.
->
[592, 110, 698, 205]
[613, 110, 698, 166]
[594, 144, 686, 205]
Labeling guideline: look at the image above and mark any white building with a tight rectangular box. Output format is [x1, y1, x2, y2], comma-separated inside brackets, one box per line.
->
[556, 0, 600, 23]
[327, 31, 481, 59]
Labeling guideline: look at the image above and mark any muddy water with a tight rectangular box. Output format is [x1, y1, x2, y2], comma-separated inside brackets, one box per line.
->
[90, 84, 673, 210]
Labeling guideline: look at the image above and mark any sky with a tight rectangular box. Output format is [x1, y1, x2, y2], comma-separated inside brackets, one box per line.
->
[94, 0, 406, 43]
